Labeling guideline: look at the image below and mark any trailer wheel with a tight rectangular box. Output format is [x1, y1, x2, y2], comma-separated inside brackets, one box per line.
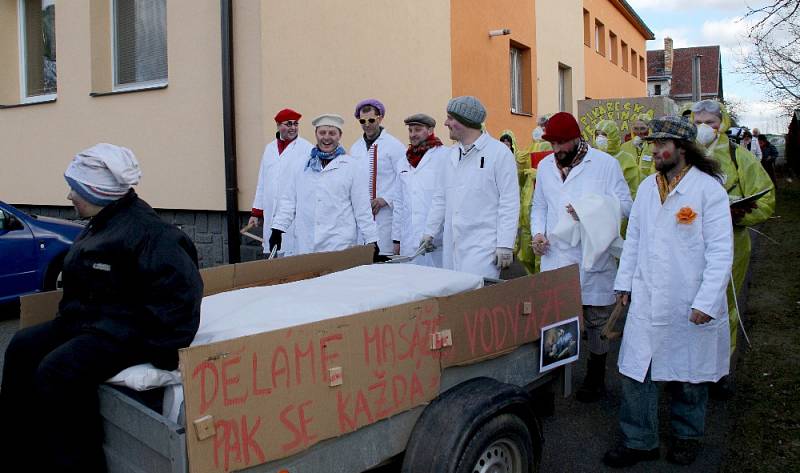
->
[455, 413, 534, 473]
[401, 377, 541, 473]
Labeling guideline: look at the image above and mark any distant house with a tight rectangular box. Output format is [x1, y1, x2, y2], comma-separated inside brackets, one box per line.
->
[646, 38, 723, 106]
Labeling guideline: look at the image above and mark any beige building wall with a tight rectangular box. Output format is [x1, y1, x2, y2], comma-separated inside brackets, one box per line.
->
[1, 0, 225, 210]
[535, 0, 586, 116]
[235, 0, 453, 210]
[1, 0, 453, 212]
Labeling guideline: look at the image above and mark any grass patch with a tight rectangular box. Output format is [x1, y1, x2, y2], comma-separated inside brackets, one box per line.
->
[721, 181, 800, 472]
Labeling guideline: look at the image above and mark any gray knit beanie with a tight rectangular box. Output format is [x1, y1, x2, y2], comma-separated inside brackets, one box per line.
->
[447, 96, 486, 129]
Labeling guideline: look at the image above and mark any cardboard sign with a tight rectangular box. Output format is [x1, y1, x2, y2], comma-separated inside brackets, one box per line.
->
[577, 96, 679, 142]
[180, 265, 582, 473]
[438, 265, 582, 368]
[180, 300, 444, 473]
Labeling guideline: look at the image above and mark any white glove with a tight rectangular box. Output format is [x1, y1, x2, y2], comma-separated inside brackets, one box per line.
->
[419, 235, 435, 254]
[495, 247, 513, 269]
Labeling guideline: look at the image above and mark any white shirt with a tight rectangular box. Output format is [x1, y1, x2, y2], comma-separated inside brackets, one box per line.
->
[350, 130, 406, 254]
[392, 144, 451, 267]
[614, 167, 733, 383]
[272, 153, 378, 254]
[251, 136, 313, 254]
[531, 146, 633, 306]
[425, 132, 520, 278]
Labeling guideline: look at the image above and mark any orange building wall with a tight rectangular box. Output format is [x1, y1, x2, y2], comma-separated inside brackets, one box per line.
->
[583, 0, 649, 99]
[450, 0, 539, 142]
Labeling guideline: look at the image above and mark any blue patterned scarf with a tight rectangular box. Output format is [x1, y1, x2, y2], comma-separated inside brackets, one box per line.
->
[307, 145, 346, 172]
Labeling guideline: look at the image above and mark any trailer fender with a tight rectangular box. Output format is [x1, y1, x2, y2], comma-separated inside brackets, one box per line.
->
[400, 377, 542, 473]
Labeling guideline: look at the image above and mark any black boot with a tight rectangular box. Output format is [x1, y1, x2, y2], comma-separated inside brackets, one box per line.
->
[576, 353, 607, 402]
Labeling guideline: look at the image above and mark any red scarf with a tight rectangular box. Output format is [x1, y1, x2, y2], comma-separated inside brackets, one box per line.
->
[406, 134, 443, 168]
[277, 135, 296, 155]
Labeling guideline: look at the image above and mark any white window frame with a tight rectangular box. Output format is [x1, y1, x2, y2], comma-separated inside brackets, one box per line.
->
[17, 0, 57, 104]
[510, 47, 523, 114]
[111, 0, 168, 92]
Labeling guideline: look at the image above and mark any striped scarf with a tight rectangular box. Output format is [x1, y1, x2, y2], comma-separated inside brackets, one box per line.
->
[556, 140, 589, 180]
[656, 165, 692, 204]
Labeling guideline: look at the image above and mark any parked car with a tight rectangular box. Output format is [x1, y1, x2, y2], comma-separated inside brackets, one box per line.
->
[0, 202, 83, 303]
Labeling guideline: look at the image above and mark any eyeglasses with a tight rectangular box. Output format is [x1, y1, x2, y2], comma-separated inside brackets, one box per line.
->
[281, 121, 300, 127]
[359, 118, 378, 125]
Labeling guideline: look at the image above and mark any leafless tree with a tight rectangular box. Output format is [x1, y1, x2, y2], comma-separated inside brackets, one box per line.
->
[738, 0, 799, 115]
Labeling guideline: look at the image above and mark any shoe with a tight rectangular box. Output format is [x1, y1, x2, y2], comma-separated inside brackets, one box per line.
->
[603, 445, 659, 468]
[667, 438, 700, 465]
[576, 353, 607, 403]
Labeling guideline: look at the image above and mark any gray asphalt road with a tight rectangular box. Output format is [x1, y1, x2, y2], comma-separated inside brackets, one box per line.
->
[538, 341, 730, 473]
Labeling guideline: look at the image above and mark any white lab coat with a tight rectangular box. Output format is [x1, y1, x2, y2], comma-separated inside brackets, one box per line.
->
[392, 145, 452, 267]
[350, 131, 405, 254]
[746, 140, 763, 161]
[251, 137, 313, 254]
[614, 167, 733, 383]
[425, 133, 520, 278]
[531, 147, 633, 306]
[272, 154, 378, 254]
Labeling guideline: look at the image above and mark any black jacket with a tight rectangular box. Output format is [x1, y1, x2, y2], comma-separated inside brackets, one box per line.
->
[59, 190, 203, 369]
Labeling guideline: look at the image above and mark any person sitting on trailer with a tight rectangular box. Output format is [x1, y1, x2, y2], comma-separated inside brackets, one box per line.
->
[0, 143, 203, 472]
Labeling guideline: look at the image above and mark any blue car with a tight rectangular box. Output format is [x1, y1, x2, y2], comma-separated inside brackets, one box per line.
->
[0, 201, 84, 303]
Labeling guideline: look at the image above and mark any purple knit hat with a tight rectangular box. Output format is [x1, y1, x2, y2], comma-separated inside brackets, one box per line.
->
[354, 99, 386, 118]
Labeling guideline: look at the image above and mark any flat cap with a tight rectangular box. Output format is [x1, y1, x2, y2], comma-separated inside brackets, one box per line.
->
[404, 113, 436, 128]
[644, 116, 697, 142]
[312, 113, 344, 130]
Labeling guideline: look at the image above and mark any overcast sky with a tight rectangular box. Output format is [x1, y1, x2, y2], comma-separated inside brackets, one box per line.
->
[629, 0, 790, 133]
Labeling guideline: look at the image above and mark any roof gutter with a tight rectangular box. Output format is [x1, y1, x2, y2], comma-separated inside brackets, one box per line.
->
[220, 0, 240, 263]
[613, 0, 655, 40]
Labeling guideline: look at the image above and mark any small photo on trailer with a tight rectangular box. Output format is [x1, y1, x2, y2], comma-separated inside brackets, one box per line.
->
[540, 316, 580, 372]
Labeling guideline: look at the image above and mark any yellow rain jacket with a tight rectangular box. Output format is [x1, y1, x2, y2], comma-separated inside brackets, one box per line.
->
[595, 120, 641, 198]
[517, 167, 539, 274]
[621, 139, 656, 178]
[514, 131, 550, 274]
[499, 129, 534, 272]
[694, 104, 776, 354]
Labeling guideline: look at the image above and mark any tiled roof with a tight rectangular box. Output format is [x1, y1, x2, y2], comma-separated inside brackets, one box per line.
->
[647, 46, 721, 96]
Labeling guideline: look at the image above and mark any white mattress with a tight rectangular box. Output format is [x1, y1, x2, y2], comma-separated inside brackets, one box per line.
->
[107, 264, 482, 395]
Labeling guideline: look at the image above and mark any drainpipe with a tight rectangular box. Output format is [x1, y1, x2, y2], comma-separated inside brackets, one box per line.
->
[221, 0, 240, 263]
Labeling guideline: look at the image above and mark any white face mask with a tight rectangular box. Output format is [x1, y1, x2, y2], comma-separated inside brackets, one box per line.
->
[696, 123, 717, 146]
[594, 135, 609, 151]
[632, 135, 642, 147]
[532, 126, 544, 141]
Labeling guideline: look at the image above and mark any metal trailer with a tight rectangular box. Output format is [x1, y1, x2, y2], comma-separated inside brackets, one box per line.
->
[100, 339, 571, 473]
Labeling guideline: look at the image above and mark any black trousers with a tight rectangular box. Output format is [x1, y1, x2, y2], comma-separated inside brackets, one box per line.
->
[0, 318, 147, 473]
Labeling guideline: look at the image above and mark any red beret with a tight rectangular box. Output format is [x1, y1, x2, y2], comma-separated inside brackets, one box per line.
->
[542, 112, 581, 143]
[274, 108, 302, 123]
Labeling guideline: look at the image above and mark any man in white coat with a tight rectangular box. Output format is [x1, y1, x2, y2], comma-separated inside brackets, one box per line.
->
[422, 96, 519, 278]
[603, 116, 733, 468]
[248, 108, 313, 256]
[270, 114, 381, 260]
[392, 113, 450, 266]
[531, 112, 633, 402]
[349, 99, 406, 256]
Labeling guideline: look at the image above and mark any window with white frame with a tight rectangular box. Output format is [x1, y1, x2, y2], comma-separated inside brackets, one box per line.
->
[510, 47, 523, 114]
[113, 0, 167, 90]
[18, 0, 57, 101]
